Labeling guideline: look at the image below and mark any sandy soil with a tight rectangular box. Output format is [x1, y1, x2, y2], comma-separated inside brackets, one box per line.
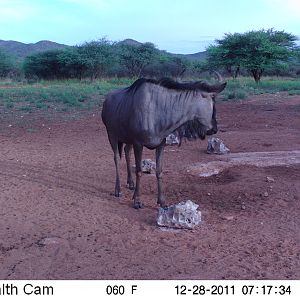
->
[0, 93, 299, 279]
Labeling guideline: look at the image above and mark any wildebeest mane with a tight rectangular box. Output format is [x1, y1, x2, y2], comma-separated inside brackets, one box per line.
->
[176, 119, 207, 143]
[127, 77, 226, 94]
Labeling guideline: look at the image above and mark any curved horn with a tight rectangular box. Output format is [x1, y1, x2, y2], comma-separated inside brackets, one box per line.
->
[211, 70, 223, 82]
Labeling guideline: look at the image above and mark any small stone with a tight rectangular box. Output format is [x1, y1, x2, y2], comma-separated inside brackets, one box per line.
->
[263, 192, 269, 197]
[133, 159, 156, 174]
[207, 137, 230, 155]
[166, 133, 180, 145]
[142, 159, 156, 173]
[266, 176, 275, 183]
[241, 202, 246, 210]
[207, 192, 211, 196]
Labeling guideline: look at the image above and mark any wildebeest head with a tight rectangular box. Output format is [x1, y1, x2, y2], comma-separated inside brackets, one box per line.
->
[176, 82, 226, 141]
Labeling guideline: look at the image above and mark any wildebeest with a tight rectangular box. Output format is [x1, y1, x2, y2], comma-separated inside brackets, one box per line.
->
[101, 78, 226, 209]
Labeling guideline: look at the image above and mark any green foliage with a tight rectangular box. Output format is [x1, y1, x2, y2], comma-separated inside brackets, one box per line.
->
[207, 34, 244, 78]
[117, 42, 160, 77]
[0, 49, 15, 78]
[23, 49, 67, 79]
[77, 38, 117, 80]
[14, 31, 300, 81]
[23, 38, 117, 80]
[207, 29, 297, 82]
[145, 52, 191, 78]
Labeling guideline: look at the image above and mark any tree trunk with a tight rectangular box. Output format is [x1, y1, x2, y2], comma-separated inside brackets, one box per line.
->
[251, 69, 263, 83]
[234, 66, 240, 79]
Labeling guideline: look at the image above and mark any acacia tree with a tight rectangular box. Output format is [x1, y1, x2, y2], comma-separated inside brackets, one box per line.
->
[23, 49, 67, 79]
[77, 38, 116, 80]
[118, 42, 160, 77]
[207, 29, 297, 82]
[207, 33, 245, 78]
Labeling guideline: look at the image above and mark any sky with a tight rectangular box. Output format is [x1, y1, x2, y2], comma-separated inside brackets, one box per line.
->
[0, 0, 299, 54]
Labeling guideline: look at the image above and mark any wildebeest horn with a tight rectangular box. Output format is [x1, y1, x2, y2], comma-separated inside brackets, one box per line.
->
[211, 70, 223, 82]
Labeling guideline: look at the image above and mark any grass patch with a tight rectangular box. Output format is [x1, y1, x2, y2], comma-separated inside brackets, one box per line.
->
[220, 77, 300, 101]
[0, 77, 299, 113]
[0, 78, 134, 113]
[288, 90, 300, 96]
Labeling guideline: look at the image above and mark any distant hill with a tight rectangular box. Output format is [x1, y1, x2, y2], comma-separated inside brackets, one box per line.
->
[0, 38, 207, 61]
[0, 40, 68, 59]
[176, 51, 207, 62]
[118, 38, 207, 61]
[117, 38, 142, 47]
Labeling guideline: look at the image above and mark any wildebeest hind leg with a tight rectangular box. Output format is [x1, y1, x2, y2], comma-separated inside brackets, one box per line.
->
[124, 144, 135, 190]
[156, 142, 167, 208]
[132, 144, 144, 209]
[113, 149, 122, 197]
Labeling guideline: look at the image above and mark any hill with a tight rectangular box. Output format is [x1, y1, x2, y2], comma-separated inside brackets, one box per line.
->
[118, 38, 207, 61]
[0, 40, 68, 59]
[0, 38, 207, 62]
[117, 38, 142, 47]
[175, 51, 207, 62]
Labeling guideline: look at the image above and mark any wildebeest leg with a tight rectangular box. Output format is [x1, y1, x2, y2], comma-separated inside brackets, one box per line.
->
[113, 148, 122, 197]
[132, 144, 143, 209]
[108, 135, 122, 197]
[124, 144, 135, 190]
[156, 142, 167, 207]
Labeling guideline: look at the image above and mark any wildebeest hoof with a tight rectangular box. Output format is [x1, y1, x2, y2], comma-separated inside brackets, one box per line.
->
[127, 182, 135, 190]
[114, 191, 122, 197]
[157, 199, 167, 208]
[160, 204, 168, 209]
[133, 201, 144, 209]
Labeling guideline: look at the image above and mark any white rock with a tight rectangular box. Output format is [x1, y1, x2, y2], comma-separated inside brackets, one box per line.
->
[157, 200, 201, 229]
[266, 176, 275, 183]
[166, 133, 180, 146]
[207, 137, 230, 155]
[133, 159, 156, 174]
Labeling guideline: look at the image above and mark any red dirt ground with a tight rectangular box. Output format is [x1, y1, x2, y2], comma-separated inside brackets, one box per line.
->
[0, 93, 299, 279]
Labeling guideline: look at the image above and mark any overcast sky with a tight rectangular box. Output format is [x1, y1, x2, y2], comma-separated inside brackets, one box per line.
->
[0, 0, 299, 54]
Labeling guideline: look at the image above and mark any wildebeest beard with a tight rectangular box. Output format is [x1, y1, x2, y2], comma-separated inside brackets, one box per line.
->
[176, 118, 207, 143]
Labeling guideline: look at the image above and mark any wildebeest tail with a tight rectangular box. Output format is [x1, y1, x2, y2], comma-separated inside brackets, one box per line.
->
[118, 142, 123, 159]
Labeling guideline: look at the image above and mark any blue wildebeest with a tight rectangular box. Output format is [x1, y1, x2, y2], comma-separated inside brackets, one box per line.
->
[101, 78, 226, 209]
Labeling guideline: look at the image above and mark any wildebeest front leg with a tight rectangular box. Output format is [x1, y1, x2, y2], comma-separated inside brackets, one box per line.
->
[156, 142, 167, 207]
[132, 144, 143, 209]
[124, 144, 135, 190]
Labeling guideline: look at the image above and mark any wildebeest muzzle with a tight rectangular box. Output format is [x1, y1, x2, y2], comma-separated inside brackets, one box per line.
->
[206, 119, 218, 135]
